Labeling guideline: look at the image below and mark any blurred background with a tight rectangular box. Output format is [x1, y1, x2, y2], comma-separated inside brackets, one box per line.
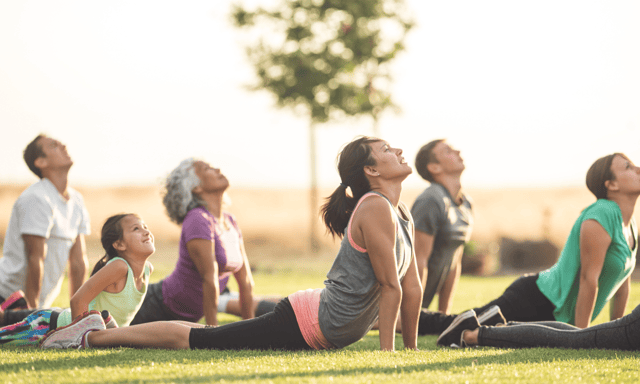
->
[2, 1, 640, 278]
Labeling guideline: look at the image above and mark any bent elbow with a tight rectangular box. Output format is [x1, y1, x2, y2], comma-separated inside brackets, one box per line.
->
[380, 282, 402, 300]
[579, 272, 599, 289]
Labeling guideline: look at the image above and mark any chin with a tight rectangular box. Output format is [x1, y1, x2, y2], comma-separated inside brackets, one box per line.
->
[399, 170, 412, 180]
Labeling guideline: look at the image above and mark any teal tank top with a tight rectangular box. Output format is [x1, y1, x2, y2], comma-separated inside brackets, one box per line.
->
[536, 199, 637, 324]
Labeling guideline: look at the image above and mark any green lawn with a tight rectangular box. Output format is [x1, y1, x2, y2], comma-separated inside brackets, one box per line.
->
[2, 271, 640, 383]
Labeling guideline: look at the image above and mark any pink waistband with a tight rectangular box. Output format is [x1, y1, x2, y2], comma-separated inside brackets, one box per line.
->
[289, 288, 335, 350]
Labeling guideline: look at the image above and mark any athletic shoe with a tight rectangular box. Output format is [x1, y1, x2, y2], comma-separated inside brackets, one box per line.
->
[436, 309, 480, 348]
[477, 305, 507, 327]
[0, 310, 53, 346]
[40, 310, 105, 349]
[1, 290, 28, 311]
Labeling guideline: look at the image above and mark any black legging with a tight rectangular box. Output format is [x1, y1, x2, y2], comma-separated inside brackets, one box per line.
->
[131, 281, 278, 325]
[418, 274, 555, 335]
[188, 297, 313, 351]
[0, 308, 39, 326]
[478, 304, 640, 350]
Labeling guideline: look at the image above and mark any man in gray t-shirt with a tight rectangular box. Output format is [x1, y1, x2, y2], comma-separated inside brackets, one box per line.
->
[412, 140, 473, 313]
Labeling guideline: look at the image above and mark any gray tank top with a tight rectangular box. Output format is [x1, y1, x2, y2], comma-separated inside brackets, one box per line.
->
[318, 191, 414, 348]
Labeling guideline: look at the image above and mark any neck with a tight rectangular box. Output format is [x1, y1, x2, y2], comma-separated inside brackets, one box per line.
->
[434, 173, 463, 203]
[370, 181, 403, 207]
[609, 193, 638, 226]
[198, 191, 225, 220]
[121, 254, 148, 280]
[42, 169, 70, 199]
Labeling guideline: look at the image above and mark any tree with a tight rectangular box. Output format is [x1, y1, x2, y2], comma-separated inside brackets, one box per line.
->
[232, 0, 413, 252]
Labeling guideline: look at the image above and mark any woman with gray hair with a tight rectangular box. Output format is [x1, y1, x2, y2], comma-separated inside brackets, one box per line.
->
[129, 158, 278, 326]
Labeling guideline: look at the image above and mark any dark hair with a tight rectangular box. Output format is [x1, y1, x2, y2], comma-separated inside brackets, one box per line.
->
[321, 136, 380, 238]
[23, 134, 46, 178]
[586, 153, 629, 200]
[91, 213, 135, 276]
[414, 139, 444, 182]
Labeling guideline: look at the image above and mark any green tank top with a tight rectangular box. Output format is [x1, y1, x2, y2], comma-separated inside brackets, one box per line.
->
[536, 199, 636, 324]
[57, 257, 150, 327]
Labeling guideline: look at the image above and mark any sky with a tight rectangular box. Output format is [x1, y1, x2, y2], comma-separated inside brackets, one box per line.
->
[1, 1, 639, 189]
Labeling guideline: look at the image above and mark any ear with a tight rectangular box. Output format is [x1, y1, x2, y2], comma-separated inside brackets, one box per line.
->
[605, 179, 619, 192]
[427, 162, 441, 176]
[364, 165, 379, 177]
[34, 156, 47, 171]
[113, 239, 126, 252]
[192, 185, 203, 194]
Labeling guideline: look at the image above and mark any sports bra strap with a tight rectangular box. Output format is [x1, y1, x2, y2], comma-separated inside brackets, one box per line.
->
[347, 192, 395, 253]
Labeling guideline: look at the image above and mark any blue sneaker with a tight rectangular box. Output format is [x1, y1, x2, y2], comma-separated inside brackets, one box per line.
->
[0, 310, 53, 347]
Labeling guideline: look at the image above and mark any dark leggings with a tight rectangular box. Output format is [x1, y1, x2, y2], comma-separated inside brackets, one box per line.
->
[189, 297, 312, 351]
[130, 282, 187, 324]
[0, 294, 37, 326]
[478, 304, 640, 350]
[1, 308, 40, 326]
[418, 274, 555, 335]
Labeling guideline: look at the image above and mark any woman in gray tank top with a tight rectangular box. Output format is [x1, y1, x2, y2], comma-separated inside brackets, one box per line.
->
[40, 136, 424, 352]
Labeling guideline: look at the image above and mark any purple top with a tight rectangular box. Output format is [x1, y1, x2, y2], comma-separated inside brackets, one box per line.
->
[162, 206, 243, 322]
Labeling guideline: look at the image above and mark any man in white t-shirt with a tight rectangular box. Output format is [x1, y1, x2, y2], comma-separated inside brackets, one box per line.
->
[0, 134, 90, 325]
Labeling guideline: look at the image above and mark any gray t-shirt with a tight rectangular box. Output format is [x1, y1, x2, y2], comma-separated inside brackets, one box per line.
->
[318, 192, 414, 348]
[411, 183, 473, 308]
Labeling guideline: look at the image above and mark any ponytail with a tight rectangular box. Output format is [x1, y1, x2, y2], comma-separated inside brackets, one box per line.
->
[91, 213, 132, 276]
[321, 136, 380, 238]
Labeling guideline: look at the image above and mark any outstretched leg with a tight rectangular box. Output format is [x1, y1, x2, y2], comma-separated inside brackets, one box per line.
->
[0, 310, 55, 346]
[418, 274, 555, 335]
[471, 305, 640, 350]
[87, 321, 192, 349]
[87, 298, 311, 351]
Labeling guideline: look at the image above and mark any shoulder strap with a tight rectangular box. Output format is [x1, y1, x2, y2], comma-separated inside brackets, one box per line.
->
[347, 192, 394, 253]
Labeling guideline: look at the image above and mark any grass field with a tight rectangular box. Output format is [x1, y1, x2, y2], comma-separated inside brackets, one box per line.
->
[1, 272, 640, 384]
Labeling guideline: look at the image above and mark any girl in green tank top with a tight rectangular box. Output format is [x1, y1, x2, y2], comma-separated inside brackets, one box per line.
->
[0, 213, 155, 346]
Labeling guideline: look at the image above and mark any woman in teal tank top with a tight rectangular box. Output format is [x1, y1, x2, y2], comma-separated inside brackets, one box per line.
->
[419, 153, 640, 343]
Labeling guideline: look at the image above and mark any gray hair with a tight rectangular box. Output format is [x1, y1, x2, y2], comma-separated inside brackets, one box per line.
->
[162, 158, 205, 224]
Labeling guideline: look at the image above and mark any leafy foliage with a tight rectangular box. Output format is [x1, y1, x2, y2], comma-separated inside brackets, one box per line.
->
[231, 0, 414, 123]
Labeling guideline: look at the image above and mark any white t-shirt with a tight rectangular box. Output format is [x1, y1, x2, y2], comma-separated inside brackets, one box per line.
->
[218, 224, 244, 279]
[0, 178, 90, 308]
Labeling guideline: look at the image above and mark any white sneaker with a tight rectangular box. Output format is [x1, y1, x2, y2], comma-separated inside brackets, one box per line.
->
[40, 310, 105, 349]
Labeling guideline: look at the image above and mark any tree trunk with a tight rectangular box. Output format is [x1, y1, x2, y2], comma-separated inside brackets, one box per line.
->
[372, 115, 381, 138]
[309, 122, 320, 253]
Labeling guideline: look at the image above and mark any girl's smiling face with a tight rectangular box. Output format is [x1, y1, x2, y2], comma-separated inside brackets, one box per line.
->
[114, 215, 155, 257]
